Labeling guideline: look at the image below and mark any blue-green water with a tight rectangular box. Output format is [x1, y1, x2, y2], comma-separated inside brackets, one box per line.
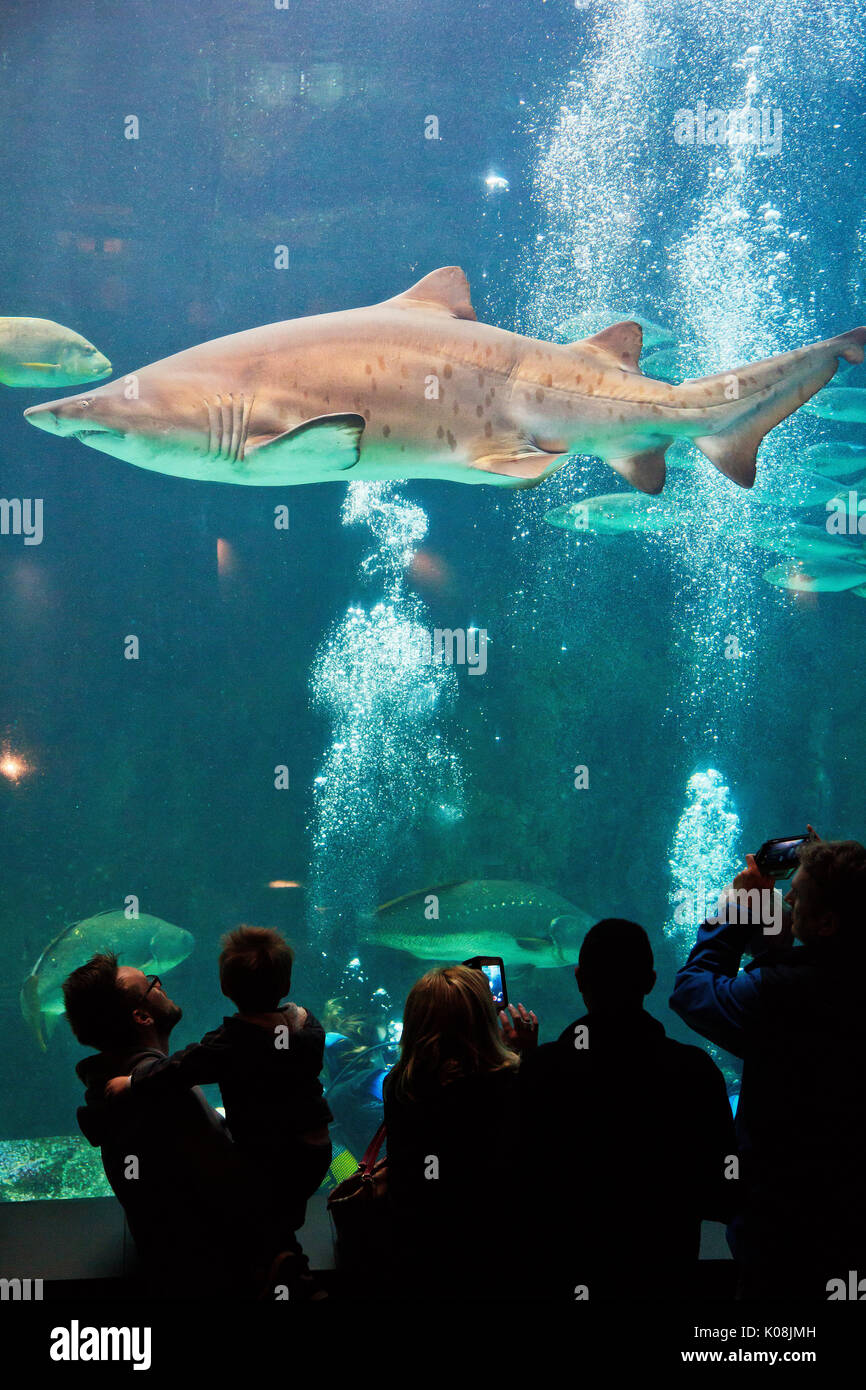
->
[1, 0, 865, 1198]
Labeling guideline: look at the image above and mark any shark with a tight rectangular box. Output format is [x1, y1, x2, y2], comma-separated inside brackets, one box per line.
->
[23, 266, 866, 494]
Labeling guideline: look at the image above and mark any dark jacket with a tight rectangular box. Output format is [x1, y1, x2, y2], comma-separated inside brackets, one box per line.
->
[670, 915, 866, 1287]
[519, 1010, 736, 1299]
[76, 1046, 250, 1294]
[127, 1005, 333, 1157]
[384, 1065, 520, 1296]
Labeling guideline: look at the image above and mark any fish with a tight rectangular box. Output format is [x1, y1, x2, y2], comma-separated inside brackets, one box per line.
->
[802, 387, 866, 423]
[0, 317, 111, 387]
[557, 309, 677, 350]
[544, 491, 866, 596]
[748, 470, 848, 509]
[763, 559, 866, 593]
[749, 520, 866, 565]
[20, 910, 194, 1050]
[802, 442, 866, 480]
[23, 266, 866, 495]
[544, 492, 689, 535]
[360, 879, 594, 968]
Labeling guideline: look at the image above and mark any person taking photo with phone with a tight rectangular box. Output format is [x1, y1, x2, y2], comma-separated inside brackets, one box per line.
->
[670, 828, 866, 1299]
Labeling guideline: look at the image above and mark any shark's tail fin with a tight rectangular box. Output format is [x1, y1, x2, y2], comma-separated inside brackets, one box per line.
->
[692, 327, 866, 488]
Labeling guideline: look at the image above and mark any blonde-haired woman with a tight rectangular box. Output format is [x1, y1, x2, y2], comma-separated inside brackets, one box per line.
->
[383, 964, 536, 1299]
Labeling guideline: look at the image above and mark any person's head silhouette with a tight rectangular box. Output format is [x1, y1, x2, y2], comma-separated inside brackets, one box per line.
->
[575, 918, 656, 1014]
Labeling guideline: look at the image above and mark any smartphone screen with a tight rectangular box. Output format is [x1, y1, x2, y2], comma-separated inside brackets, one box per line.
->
[481, 960, 505, 1008]
[462, 955, 508, 1011]
[756, 834, 810, 878]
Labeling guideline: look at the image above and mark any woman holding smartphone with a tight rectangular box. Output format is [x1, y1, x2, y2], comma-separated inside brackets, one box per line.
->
[383, 965, 536, 1300]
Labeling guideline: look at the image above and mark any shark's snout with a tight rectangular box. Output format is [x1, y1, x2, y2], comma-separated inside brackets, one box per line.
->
[24, 403, 62, 433]
[24, 396, 121, 442]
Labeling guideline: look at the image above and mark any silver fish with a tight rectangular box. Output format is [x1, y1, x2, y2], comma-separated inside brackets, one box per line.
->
[361, 879, 593, 969]
[802, 442, 866, 480]
[802, 387, 866, 423]
[545, 493, 687, 535]
[764, 559, 866, 593]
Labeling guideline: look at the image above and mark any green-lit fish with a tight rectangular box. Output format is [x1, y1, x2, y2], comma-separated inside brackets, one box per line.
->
[0, 317, 111, 387]
[748, 470, 847, 509]
[544, 489, 866, 597]
[555, 308, 675, 350]
[750, 521, 866, 565]
[764, 559, 866, 593]
[802, 387, 866, 424]
[21, 910, 194, 1050]
[803, 442, 866, 480]
[545, 492, 688, 535]
[361, 879, 593, 968]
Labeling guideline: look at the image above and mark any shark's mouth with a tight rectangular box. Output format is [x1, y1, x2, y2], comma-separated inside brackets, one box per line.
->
[72, 426, 123, 442]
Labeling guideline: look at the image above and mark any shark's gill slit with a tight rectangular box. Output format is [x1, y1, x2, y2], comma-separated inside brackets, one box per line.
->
[219, 395, 232, 461]
[229, 394, 242, 462]
[205, 399, 217, 457]
[239, 393, 254, 461]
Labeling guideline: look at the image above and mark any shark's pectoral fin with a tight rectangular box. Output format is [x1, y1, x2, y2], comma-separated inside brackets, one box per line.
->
[571, 321, 644, 372]
[244, 413, 365, 472]
[384, 266, 477, 320]
[605, 445, 669, 494]
[470, 433, 569, 487]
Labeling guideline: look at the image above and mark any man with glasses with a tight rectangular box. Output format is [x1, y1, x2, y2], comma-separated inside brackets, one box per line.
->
[64, 953, 254, 1297]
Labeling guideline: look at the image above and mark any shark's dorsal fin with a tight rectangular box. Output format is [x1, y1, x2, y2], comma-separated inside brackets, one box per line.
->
[571, 321, 644, 372]
[385, 267, 477, 321]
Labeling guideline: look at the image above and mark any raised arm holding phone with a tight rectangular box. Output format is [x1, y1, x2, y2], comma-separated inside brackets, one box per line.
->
[670, 824, 866, 1299]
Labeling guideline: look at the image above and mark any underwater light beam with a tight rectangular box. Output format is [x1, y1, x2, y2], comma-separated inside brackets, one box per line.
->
[665, 768, 741, 961]
[307, 483, 465, 943]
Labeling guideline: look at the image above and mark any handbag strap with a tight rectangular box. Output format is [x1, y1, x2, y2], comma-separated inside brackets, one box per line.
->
[358, 1121, 386, 1174]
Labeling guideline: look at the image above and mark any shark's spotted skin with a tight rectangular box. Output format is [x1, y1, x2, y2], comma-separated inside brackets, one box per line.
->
[23, 267, 866, 495]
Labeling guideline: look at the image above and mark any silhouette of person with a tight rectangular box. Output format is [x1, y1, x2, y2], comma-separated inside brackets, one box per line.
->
[522, 918, 736, 1300]
[671, 836, 866, 1299]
